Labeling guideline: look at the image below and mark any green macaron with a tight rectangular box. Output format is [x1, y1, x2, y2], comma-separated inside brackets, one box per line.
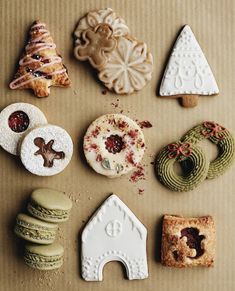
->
[14, 213, 58, 244]
[24, 242, 64, 270]
[27, 188, 72, 223]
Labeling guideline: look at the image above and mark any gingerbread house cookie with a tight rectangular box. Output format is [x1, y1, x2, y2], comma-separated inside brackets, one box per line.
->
[81, 194, 148, 281]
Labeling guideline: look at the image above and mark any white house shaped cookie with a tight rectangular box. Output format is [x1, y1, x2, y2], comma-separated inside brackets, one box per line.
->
[81, 194, 148, 281]
[159, 25, 219, 107]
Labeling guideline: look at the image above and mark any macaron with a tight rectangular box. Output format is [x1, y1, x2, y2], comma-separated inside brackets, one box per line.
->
[24, 242, 64, 270]
[27, 188, 72, 223]
[14, 213, 58, 244]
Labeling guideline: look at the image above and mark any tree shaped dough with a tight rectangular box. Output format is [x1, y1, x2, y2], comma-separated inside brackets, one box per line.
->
[9, 21, 70, 97]
[159, 25, 219, 108]
[74, 24, 116, 69]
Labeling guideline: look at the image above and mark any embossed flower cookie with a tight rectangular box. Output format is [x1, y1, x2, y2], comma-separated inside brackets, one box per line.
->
[74, 8, 153, 94]
[83, 114, 145, 178]
[161, 215, 216, 267]
[159, 25, 219, 107]
[10, 21, 70, 97]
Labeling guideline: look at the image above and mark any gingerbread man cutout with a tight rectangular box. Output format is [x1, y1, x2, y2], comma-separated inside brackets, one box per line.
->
[74, 24, 116, 69]
[34, 137, 65, 168]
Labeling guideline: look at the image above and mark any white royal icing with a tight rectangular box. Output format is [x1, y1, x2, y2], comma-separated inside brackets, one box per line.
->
[160, 25, 219, 96]
[81, 194, 148, 281]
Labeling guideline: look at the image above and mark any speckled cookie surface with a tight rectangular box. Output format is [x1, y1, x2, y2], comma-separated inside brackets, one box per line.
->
[181, 121, 235, 179]
[83, 114, 145, 178]
[161, 215, 216, 267]
[20, 124, 73, 176]
[155, 142, 209, 192]
[0, 103, 47, 155]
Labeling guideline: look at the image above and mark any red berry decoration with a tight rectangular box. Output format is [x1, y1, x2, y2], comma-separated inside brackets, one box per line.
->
[8, 111, 30, 133]
[105, 134, 124, 154]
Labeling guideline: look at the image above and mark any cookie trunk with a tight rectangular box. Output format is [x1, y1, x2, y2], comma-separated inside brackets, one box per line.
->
[181, 95, 199, 108]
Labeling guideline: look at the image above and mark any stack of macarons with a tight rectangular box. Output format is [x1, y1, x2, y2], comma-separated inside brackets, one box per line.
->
[14, 188, 72, 270]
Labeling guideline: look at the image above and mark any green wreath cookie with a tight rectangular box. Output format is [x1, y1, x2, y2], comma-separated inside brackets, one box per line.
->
[156, 142, 209, 192]
[181, 121, 235, 179]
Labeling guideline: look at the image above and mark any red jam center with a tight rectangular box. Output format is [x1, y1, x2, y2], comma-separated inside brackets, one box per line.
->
[105, 134, 124, 154]
[180, 227, 205, 258]
[8, 111, 30, 133]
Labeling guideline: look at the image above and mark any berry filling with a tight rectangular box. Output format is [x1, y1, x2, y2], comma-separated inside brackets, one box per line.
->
[180, 227, 205, 258]
[105, 134, 124, 154]
[8, 111, 30, 133]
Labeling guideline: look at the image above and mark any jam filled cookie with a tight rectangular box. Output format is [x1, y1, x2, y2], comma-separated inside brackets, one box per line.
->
[74, 8, 153, 94]
[161, 215, 215, 267]
[181, 121, 235, 179]
[0, 103, 47, 155]
[155, 141, 209, 192]
[10, 21, 70, 97]
[159, 25, 219, 107]
[20, 124, 73, 176]
[83, 114, 145, 178]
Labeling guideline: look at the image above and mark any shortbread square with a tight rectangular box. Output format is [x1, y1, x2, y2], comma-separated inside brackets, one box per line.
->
[161, 215, 215, 267]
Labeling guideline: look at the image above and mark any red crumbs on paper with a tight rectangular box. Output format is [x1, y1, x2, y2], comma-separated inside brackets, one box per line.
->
[138, 120, 153, 129]
[130, 165, 145, 182]
[138, 189, 144, 195]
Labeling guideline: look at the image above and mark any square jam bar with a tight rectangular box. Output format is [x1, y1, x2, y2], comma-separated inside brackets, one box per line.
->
[161, 215, 215, 267]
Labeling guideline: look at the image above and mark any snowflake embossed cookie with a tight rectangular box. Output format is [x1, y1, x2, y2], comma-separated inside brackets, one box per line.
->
[159, 25, 219, 107]
[74, 8, 153, 94]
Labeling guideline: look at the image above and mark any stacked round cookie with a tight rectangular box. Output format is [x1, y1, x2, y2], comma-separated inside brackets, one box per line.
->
[74, 8, 153, 94]
[155, 121, 235, 192]
[14, 188, 72, 270]
[0, 103, 73, 176]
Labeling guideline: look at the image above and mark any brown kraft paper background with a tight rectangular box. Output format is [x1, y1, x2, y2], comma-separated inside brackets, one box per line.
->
[0, 0, 234, 290]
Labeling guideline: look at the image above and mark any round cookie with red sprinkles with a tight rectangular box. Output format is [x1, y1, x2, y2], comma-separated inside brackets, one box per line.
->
[83, 113, 145, 178]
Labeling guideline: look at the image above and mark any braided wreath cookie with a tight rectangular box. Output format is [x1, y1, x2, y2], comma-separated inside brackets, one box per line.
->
[181, 121, 235, 179]
[83, 114, 145, 178]
[156, 141, 209, 192]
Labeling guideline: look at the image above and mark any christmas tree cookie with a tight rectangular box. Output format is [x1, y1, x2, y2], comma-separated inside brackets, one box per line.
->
[159, 25, 219, 107]
[10, 21, 70, 97]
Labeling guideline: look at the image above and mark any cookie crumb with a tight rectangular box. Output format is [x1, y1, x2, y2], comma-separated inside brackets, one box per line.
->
[138, 120, 153, 129]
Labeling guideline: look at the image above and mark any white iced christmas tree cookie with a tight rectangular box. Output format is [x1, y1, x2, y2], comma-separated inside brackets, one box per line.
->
[81, 194, 148, 281]
[159, 25, 219, 108]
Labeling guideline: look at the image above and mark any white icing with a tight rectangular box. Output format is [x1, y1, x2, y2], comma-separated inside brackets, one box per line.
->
[160, 25, 219, 96]
[74, 8, 129, 45]
[20, 124, 73, 176]
[0, 103, 47, 155]
[83, 114, 145, 178]
[98, 36, 153, 94]
[10, 22, 66, 90]
[81, 194, 148, 281]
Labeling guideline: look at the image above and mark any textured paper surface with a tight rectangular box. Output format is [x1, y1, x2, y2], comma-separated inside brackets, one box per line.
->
[0, 0, 234, 290]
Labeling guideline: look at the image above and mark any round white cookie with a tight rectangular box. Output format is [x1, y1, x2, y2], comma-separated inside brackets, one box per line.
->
[83, 114, 145, 178]
[0, 103, 47, 155]
[20, 124, 73, 176]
